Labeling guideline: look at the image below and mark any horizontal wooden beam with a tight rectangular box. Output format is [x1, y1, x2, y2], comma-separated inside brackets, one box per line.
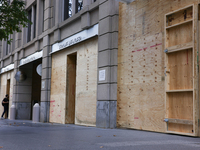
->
[164, 118, 193, 125]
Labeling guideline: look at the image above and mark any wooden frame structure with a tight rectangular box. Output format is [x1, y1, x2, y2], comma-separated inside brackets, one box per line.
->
[164, 4, 199, 136]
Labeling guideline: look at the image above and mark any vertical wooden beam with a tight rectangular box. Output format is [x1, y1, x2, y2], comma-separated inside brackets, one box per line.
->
[193, 3, 199, 136]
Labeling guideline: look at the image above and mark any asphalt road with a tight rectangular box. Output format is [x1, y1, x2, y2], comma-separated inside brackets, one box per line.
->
[0, 119, 200, 150]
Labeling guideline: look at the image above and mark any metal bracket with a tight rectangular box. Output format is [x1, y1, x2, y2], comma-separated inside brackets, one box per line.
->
[164, 118, 169, 122]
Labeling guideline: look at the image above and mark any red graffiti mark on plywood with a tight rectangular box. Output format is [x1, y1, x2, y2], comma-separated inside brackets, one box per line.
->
[131, 43, 162, 53]
[150, 43, 162, 48]
[58, 115, 61, 117]
[134, 117, 139, 119]
[53, 105, 55, 107]
[50, 100, 55, 103]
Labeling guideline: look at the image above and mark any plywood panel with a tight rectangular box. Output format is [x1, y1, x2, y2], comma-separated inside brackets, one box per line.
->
[50, 51, 66, 124]
[117, 32, 165, 132]
[166, 22, 193, 47]
[166, 6, 193, 27]
[168, 123, 193, 134]
[50, 37, 98, 126]
[167, 49, 193, 90]
[75, 38, 98, 126]
[167, 92, 193, 120]
[118, 0, 198, 134]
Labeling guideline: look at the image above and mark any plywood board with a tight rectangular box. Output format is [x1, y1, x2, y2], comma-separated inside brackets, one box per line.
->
[167, 49, 193, 90]
[75, 38, 98, 126]
[167, 92, 193, 120]
[168, 123, 193, 134]
[166, 6, 193, 27]
[166, 22, 193, 47]
[118, 0, 199, 134]
[50, 37, 98, 126]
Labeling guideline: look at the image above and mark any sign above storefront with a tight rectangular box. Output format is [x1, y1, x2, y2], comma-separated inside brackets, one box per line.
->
[19, 50, 43, 66]
[0, 63, 14, 74]
[51, 24, 98, 54]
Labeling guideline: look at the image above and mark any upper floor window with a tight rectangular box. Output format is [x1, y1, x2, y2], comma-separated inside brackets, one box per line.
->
[75, 0, 83, 13]
[63, 0, 83, 21]
[64, 0, 72, 20]
[27, 4, 37, 43]
[27, 9, 32, 42]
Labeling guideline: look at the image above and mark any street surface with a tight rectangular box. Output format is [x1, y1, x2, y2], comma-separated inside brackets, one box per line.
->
[0, 119, 200, 150]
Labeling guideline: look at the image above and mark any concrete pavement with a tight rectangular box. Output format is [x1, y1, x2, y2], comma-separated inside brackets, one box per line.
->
[0, 119, 200, 150]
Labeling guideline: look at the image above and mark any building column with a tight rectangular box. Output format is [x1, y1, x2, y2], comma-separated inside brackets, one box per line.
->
[40, 35, 51, 122]
[43, 0, 51, 31]
[96, 0, 119, 128]
[36, 0, 44, 36]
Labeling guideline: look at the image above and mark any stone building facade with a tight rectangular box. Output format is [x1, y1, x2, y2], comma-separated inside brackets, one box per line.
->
[0, 0, 119, 128]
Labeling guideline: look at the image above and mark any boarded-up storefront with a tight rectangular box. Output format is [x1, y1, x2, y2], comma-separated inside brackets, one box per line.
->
[0, 67, 14, 119]
[117, 0, 200, 136]
[50, 37, 98, 126]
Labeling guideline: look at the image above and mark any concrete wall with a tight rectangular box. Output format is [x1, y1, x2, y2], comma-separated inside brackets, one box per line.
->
[96, 0, 119, 129]
[0, 0, 119, 127]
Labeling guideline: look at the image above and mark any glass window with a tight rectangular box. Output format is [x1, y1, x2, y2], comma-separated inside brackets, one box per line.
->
[75, 0, 83, 13]
[27, 9, 32, 42]
[64, 0, 72, 20]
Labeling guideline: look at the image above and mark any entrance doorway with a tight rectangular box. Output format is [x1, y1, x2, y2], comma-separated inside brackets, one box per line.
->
[6, 79, 10, 118]
[31, 60, 42, 119]
[65, 53, 77, 124]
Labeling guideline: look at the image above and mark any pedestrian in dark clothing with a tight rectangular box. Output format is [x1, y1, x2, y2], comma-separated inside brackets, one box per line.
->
[1, 94, 9, 119]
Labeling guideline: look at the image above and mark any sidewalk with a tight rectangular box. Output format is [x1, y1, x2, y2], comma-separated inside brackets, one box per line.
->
[0, 119, 200, 150]
[0, 118, 64, 127]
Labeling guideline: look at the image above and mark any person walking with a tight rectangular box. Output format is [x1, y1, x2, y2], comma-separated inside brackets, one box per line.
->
[1, 94, 9, 119]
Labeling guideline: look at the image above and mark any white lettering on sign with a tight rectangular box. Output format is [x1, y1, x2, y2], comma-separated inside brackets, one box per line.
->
[58, 36, 82, 50]
[0, 64, 14, 74]
[99, 70, 106, 81]
[19, 50, 43, 66]
[51, 24, 98, 54]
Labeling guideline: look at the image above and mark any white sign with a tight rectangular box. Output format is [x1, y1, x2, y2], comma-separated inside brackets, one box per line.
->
[0, 63, 14, 74]
[51, 24, 98, 54]
[19, 50, 43, 66]
[42, 81, 45, 89]
[99, 70, 106, 81]
[36, 64, 42, 76]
